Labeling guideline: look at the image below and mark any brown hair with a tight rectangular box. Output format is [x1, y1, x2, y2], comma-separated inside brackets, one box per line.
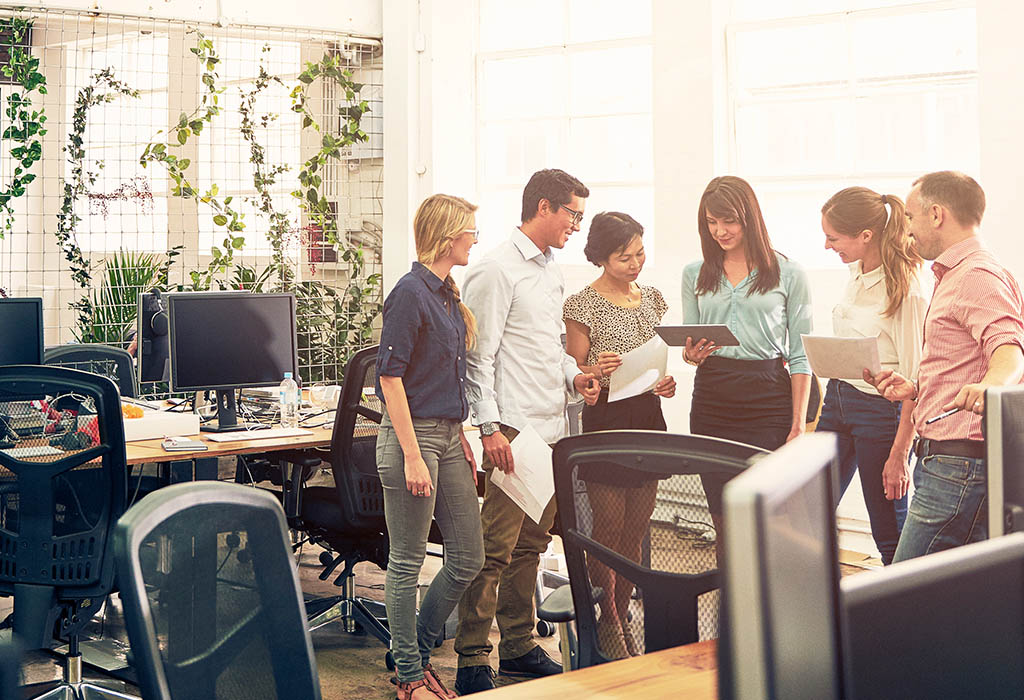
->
[695, 176, 780, 296]
[822, 187, 921, 318]
[912, 171, 986, 228]
[413, 193, 478, 348]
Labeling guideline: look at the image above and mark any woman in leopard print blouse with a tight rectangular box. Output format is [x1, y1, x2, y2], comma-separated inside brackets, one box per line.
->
[563, 211, 676, 660]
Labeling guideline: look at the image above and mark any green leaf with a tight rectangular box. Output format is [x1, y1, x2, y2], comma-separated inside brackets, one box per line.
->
[213, 214, 228, 226]
[306, 188, 318, 204]
[232, 237, 245, 249]
[177, 128, 189, 145]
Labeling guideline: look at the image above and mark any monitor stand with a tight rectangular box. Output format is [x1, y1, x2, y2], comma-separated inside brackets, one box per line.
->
[201, 389, 250, 433]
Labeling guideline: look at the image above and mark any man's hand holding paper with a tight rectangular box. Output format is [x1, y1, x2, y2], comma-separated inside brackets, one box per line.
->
[489, 423, 554, 525]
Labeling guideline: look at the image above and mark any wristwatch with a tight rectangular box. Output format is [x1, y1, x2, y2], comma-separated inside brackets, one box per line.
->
[479, 421, 499, 437]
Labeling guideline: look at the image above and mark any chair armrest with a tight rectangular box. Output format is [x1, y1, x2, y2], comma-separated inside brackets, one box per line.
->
[538, 584, 575, 624]
[275, 449, 323, 468]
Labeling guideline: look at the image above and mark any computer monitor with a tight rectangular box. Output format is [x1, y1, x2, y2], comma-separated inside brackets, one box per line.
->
[721, 432, 843, 700]
[137, 291, 170, 385]
[841, 533, 1024, 700]
[0, 297, 43, 366]
[167, 291, 298, 432]
[986, 385, 1024, 537]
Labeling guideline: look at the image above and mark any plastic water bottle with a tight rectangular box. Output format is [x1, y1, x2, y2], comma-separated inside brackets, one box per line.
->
[279, 371, 300, 429]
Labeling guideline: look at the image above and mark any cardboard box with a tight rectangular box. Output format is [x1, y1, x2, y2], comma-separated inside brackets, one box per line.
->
[122, 410, 201, 442]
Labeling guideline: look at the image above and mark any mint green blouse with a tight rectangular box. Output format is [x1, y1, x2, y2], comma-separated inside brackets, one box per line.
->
[681, 254, 812, 375]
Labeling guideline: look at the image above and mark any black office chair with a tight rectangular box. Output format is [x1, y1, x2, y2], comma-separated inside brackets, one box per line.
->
[0, 365, 135, 698]
[550, 430, 767, 669]
[113, 481, 321, 700]
[44, 345, 137, 399]
[290, 345, 391, 647]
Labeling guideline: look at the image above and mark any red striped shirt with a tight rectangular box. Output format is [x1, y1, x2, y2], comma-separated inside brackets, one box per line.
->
[914, 237, 1024, 440]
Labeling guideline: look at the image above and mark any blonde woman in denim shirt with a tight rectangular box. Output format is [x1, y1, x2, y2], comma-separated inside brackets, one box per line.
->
[376, 194, 485, 700]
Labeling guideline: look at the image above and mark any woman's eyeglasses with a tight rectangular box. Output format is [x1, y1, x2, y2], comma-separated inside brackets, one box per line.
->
[462, 229, 480, 242]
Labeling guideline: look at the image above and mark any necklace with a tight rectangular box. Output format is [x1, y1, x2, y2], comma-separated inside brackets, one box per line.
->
[592, 280, 641, 307]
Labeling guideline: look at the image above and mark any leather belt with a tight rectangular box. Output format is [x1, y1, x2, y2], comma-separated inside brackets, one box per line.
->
[914, 437, 985, 460]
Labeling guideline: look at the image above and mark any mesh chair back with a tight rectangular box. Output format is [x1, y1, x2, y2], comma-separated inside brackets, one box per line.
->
[44, 344, 137, 399]
[552, 430, 767, 668]
[0, 365, 127, 647]
[327, 345, 384, 529]
[114, 482, 321, 700]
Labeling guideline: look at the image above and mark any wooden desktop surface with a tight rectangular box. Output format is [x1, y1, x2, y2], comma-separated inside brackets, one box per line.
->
[124, 424, 333, 464]
[481, 640, 717, 699]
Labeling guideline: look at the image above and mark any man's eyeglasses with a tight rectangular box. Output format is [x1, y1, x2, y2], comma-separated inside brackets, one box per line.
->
[560, 205, 584, 226]
[461, 228, 480, 242]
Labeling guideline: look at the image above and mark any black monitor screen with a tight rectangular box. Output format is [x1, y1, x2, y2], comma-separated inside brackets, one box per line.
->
[841, 533, 1024, 700]
[0, 297, 43, 366]
[167, 292, 297, 392]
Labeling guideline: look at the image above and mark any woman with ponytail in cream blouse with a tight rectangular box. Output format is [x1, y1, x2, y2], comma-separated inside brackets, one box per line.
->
[816, 187, 927, 565]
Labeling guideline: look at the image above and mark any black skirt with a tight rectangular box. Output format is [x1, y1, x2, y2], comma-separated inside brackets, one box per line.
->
[579, 390, 667, 487]
[689, 355, 792, 452]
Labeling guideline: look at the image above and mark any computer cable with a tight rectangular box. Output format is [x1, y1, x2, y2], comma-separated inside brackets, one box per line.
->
[56, 474, 99, 531]
[127, 463, 146, 507]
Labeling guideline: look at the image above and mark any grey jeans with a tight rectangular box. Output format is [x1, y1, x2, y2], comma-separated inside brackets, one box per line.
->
[377, 411, 484, 682]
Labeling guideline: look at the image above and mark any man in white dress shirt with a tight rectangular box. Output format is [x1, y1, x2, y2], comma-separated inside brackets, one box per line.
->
[454, 169, 600, 694]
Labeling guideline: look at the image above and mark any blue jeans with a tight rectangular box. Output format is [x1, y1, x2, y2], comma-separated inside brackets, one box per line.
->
[892, 453, 987, 563]
[816, 379, 907, 564]
[377, 412, 485, 683]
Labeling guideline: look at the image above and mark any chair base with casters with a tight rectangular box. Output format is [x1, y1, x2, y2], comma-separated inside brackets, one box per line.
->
[303, 547, 391, 643]
[19, 638, 138, 700]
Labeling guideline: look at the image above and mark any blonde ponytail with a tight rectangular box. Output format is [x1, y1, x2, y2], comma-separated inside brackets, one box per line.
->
[822, 187, 921, 318]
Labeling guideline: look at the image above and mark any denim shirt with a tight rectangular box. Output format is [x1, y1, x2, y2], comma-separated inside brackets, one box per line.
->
[375, 262, 469, 421]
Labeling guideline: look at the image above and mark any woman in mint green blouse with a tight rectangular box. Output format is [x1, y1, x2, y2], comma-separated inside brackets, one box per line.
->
[681, 175, 813, 451]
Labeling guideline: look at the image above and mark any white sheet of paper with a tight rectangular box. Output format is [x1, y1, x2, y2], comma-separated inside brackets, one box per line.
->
[490, 423, 554, 525]
[801, 334, 882, 380]
[607, 335, 669, 403]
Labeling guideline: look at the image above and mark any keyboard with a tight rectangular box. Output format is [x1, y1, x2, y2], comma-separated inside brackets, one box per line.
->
[204, 427, 314, 443]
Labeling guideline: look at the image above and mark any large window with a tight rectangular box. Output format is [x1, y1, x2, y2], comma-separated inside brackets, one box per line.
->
[726, 1, 979, 268]
[475, 0, 654, 265]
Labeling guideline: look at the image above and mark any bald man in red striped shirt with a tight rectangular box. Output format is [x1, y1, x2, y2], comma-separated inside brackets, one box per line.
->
[866, 171, 1024, 562]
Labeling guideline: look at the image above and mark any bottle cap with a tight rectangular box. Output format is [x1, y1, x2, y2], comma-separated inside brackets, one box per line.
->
[284, 371, 293, 379]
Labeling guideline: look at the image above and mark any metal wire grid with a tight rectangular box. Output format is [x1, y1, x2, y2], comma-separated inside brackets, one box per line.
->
[0, 7, 382, 391]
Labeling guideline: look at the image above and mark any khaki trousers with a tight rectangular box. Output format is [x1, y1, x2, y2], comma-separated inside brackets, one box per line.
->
[455, 425, 558, 666]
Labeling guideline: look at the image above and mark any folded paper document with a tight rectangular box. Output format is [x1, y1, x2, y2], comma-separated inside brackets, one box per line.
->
[490, 423, 554, 525]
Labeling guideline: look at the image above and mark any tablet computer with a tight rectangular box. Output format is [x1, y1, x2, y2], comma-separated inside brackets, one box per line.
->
[655, 324, 740, 347]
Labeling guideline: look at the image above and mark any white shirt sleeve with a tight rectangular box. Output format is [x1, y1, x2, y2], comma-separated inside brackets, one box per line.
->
[563, 351, 581, 396]
[894, 288, 928, 383]
[463, 258, 513, 425]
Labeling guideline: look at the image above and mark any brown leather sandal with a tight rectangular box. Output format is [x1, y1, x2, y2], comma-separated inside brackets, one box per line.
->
[423, 664, 458, 698]
[393, 677, 446, 700]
